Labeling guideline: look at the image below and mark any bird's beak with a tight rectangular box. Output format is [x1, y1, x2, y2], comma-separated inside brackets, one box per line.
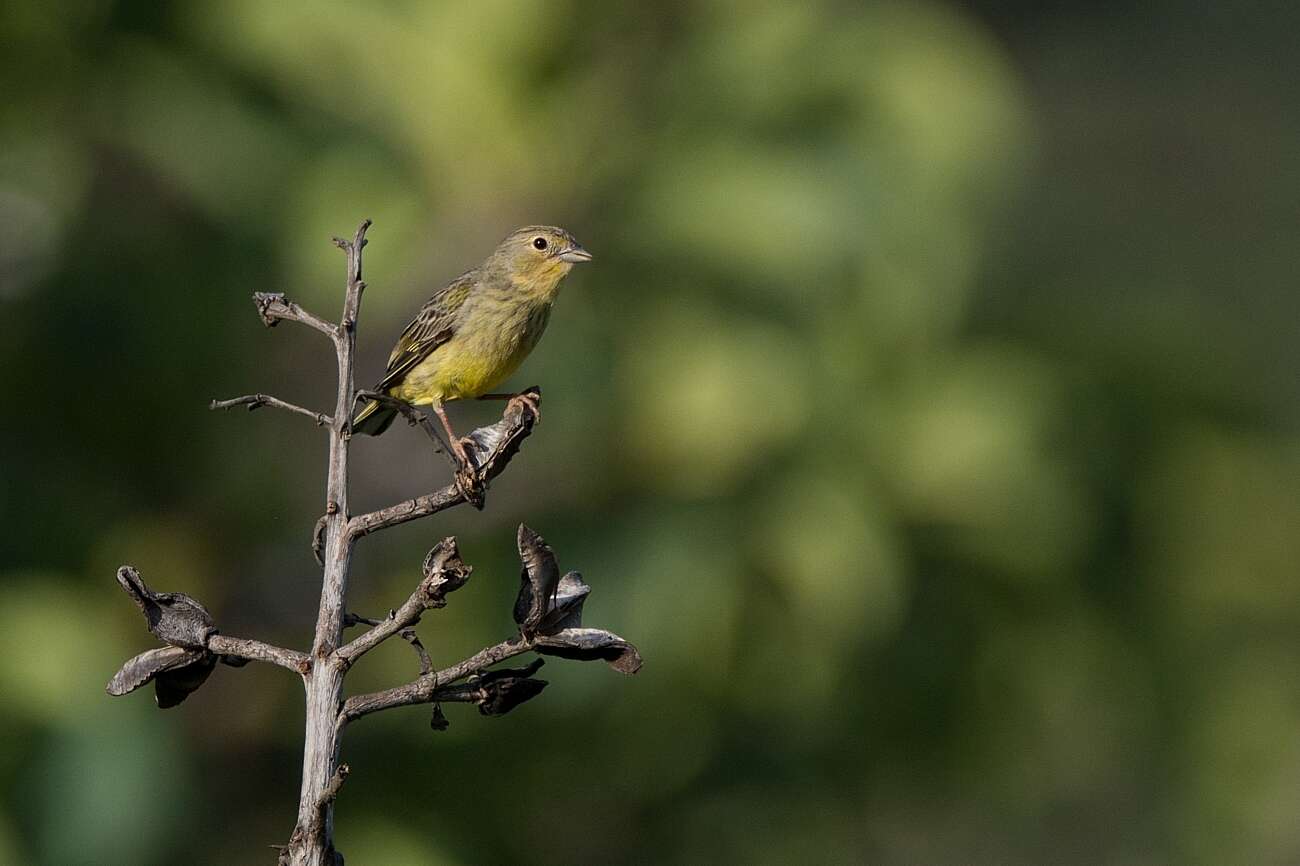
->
[558, 244, 593, 263]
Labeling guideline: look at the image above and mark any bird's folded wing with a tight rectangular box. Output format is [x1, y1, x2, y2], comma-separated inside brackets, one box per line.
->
[374, 269, 476, 391]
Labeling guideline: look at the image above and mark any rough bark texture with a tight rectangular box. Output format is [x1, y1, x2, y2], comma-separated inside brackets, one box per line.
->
[105, 220, 640, 865]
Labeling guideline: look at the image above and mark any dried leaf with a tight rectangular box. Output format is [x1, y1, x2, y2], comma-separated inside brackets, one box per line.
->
[534, 628, 643, 675]
[429, 703, 449, 732]
[474, 657, 546, 684]
[154, 655, 218, 708]
[253, 291, 286, 327]
[116, 566, 216, 648]
[478, 678, 547, 716]
[474, 658, 548, 716]
[107, 646, 201, 696]
[106, 645, 217, 707]
[463, 387, 539, 483]
[538, 571, 590, 633]
[513, 525, 560, 637]
[421, 537, 471, 607]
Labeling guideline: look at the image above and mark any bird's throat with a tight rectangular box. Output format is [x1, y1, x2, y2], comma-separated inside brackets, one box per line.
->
[511, 259, 572, 302]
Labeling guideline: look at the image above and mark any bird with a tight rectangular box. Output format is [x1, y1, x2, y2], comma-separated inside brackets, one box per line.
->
[351, 225, 592, 471]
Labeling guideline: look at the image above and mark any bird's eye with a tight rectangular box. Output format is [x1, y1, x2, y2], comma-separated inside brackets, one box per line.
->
[532, 237, 548, 250]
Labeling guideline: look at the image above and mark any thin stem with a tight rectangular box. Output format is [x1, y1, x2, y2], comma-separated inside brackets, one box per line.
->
[210, 394, 333, 427]
[252, 292, 340, 340]
[207, 634, 311, 674]
[338, 637, 532, 727]
[341, 613, 433, 675]
[347, 482, 464, 539]
[336, 601, 424, 669]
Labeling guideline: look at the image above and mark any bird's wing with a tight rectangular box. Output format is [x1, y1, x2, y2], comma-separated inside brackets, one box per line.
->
[373, 269, 477, 392]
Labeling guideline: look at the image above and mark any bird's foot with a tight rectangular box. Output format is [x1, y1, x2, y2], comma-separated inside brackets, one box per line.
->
[449, 437, 485, 509]
[477, 389, 541, 423]
[507, 390, 541, 424]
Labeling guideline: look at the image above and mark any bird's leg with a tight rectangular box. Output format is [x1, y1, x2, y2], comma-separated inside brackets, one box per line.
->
[431, 404, 471, 465]
[432, 403, 483, 505]
[476, 390, 541, 422]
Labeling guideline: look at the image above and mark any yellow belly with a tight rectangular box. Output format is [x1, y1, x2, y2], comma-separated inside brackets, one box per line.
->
[392, 303, 549, 405]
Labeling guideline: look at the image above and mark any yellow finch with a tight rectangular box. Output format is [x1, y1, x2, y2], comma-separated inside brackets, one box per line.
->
[351, 226, 592, 466]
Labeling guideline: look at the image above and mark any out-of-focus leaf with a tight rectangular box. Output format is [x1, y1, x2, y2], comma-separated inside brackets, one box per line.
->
[513, 524, 560, 637]
[421, 536, 471, 607]
[534, 628, 643, 675]
[106, 645, 217, 708]
[616, 304, 808, 495]
[115, 566, 215, 648]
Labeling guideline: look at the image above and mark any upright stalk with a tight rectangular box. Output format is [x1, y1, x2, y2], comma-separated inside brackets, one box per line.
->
[288, 221, 369, 866]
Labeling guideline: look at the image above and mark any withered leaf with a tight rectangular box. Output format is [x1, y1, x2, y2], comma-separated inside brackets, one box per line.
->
[462, 387, 539, 483]
[421, 537, 471, 607]
[533, 628, 643, 675]
[538, 571, 590, 634]
[154, 655, 218, 708]
[116, 566, 216, 648]
[474, 658, 549, 716]
[478, 678, 548, 716]
[513, 525, 560, 637]
[107, 645, 217, 708]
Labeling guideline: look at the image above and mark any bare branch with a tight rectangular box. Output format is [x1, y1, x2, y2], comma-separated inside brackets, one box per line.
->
[335, 611, 410, 670]
[210, 394, 332, 427]
[347, 483, 464, 539]
[401, 629, 433, 676]
[284, 764, 350, 866]
[334, 218, 371, 332]
[338, 637, 533, 726]
[207, 634, 311, 675]
[334, 538, 469, 669]
[253, 292, 339, 340]
[342, 614, 432, 676]
[290, 219, 371, 866]
[347, 393, 540, 537]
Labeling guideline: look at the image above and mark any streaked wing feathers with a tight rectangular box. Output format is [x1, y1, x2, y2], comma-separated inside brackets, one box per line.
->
[376, 269, 476, 391]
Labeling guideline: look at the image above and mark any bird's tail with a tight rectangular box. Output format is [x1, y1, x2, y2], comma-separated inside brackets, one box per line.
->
[351, 396, 398, 436]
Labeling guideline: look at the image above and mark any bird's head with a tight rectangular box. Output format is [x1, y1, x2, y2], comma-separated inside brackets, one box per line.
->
[491, 226, 592, 299]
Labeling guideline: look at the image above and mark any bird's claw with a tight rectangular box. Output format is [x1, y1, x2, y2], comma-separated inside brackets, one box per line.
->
[453, 462, 485, 510]
[508, 391, 541, 424]
[448, 438, 486, 509]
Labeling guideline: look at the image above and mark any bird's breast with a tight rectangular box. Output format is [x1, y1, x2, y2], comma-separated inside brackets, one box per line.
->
[410, 298, 552, 402]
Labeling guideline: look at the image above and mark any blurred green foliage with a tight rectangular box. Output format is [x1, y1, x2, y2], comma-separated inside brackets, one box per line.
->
[2, 2, 1298, 864]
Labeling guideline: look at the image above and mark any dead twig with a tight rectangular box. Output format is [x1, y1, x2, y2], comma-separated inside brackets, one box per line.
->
[211, 394, 332, 427]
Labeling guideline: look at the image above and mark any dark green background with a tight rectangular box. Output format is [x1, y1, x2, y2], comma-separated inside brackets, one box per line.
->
[2, 2, 1297, 864]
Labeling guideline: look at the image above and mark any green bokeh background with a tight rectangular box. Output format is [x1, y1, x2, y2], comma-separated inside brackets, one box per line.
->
[2, 2, 1298, 864]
